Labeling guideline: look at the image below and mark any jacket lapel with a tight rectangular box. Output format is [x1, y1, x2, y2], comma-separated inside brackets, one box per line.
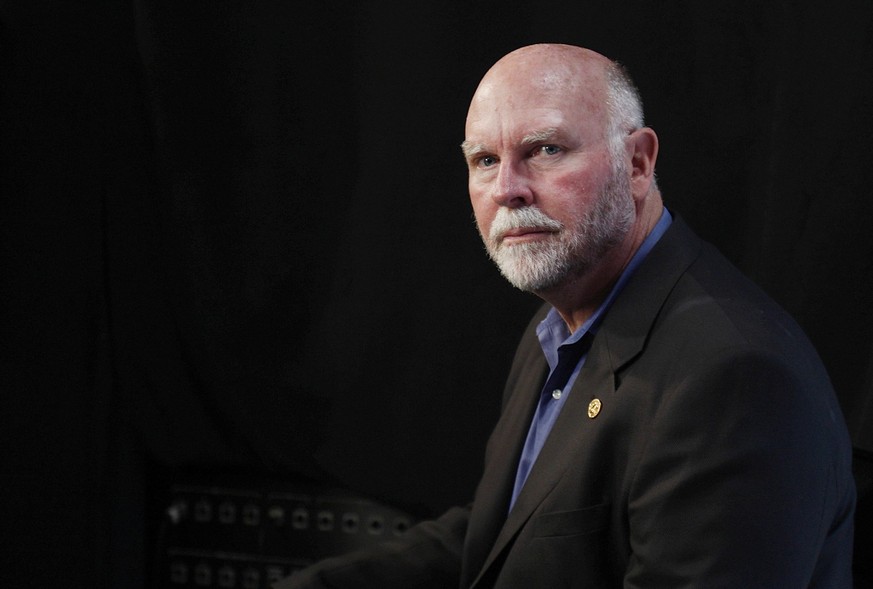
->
[460, 323, 549, 587]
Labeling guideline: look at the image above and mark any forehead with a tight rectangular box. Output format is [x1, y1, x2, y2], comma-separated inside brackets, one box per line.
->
[464, 59, 609, 148]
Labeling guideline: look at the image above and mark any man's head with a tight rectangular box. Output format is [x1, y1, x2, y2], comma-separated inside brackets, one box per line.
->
[462, 44, 660, 298]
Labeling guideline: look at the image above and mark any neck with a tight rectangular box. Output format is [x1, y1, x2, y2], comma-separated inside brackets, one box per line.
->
[537, 199, 663, 333]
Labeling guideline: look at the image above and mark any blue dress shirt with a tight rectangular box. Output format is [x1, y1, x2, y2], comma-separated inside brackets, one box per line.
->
[509, 208, 673, 511]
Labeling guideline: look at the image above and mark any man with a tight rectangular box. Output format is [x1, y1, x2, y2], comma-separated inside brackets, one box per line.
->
[276, 43, 855, 588]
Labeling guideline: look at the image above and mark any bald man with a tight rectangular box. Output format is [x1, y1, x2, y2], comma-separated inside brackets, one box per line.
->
[276, 44, 855, 588]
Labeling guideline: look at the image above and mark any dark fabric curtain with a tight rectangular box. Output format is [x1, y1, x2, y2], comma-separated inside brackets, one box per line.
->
[2, 1, 872, 586]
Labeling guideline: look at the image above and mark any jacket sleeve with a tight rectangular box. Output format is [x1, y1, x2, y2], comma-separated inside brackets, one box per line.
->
[623, 347, 855, 588]
[272, 505, 470, 589]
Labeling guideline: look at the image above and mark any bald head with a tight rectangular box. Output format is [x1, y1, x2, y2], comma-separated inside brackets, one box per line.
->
[478, 44, 613, 94]
[465, 44, 644, 156]
[468, 45, 610, 133]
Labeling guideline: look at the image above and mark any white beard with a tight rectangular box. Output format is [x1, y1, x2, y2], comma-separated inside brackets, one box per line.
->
[482, 159, 635, 292]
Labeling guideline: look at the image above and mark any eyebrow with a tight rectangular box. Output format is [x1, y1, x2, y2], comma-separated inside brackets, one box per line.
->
[460, 140, 486, 161]
[520, 127, 559, 146]
[460, 127, 562, 161]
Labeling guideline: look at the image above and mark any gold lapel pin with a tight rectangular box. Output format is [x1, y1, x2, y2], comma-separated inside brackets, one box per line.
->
[587, 398, 602, 419]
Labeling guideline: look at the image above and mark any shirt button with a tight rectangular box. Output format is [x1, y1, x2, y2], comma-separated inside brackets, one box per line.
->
[552, 389, 562, 400]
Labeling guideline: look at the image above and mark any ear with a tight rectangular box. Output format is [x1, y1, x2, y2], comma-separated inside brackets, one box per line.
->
[627, 127, 659, 201]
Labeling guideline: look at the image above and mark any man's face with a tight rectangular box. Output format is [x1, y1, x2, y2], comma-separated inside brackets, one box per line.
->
[463, 60, 635, 292]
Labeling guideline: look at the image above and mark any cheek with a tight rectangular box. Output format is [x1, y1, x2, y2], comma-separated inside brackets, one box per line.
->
[556, 164, 604, 193]
[536, 175, 590, 219]
[468, 186, 492, 233]
[471, 204, 492, 237]
[545, 165, 611, 209]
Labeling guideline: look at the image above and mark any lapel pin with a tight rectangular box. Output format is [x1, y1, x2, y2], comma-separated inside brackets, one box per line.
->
[587, 398, 602, 419]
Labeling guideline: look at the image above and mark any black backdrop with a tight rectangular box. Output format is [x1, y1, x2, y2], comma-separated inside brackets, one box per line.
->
[2, 1, 873, 586]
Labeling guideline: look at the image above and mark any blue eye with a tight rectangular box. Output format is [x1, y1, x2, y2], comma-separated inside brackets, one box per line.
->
[540, 145, 561, 156]
[480, 155, 498, 167]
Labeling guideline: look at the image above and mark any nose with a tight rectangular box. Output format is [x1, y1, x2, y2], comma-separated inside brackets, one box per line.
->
[491, 160, 533, 208]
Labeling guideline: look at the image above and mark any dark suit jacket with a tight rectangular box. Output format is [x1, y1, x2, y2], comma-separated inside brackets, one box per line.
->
[276, 216, 856, 588]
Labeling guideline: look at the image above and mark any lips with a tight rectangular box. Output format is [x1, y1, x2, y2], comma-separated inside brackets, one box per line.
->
[499, 226, 557, 244]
